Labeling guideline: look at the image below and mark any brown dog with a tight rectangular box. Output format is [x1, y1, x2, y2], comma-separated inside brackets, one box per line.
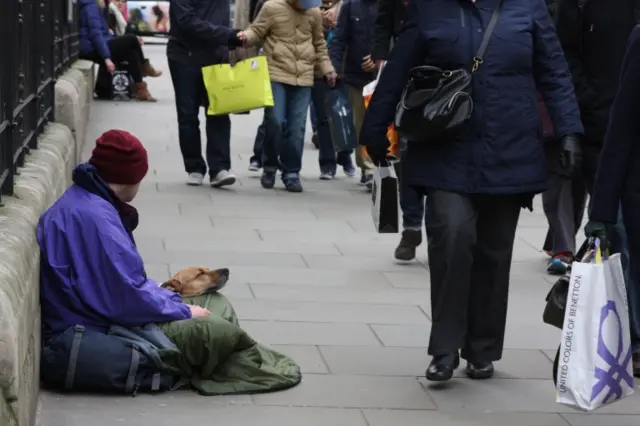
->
[160, 267, 230, 297]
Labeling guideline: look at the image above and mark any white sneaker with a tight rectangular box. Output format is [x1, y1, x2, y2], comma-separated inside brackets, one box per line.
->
[210, 170, 237, 188]
[319, 171, 334, 180]
[186, 172, 204, 186]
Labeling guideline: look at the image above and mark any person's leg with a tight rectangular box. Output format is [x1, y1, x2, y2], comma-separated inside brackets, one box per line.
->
[425, 190, 477, 381]
[107, 33, 156, 100]
[461, 196, 521, 373]
[168, 59, 207, 184]
[249, 115, 266, 170]
[394, 155, 426, 262]
[348, 85, 375, 188]
[542, 172, 578, 274]
[280, 85, 312, 192]
[261, 83, 287, 189]
[311, 79, 337, 178]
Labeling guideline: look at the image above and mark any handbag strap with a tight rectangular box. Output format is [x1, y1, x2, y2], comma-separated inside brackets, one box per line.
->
[471, 0, 504, 72]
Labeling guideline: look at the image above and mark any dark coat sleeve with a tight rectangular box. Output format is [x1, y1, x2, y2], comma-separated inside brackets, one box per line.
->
[555, 0, 595, 113]
[171, 0, 233, 44]
[532, 0, 583, 138]
[85, 2, 111, 59]
[329, 0, 349, 72]
[371, 0, 393, 61]
[589, 29, 640, 224]
[359, 0, 423, 150]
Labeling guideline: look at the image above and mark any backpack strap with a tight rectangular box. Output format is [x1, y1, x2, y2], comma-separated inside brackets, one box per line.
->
[65, 325, 85, 390]
[125, 347, 141, 394]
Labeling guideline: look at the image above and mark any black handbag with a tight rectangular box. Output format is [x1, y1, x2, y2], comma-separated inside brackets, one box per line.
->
[394, 0, 504, 142]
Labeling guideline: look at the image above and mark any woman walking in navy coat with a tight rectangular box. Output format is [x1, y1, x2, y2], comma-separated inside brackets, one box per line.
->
[361, 0, 583, 381]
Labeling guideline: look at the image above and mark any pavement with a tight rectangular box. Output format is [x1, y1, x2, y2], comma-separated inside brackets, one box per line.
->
[40, 44, 640, 426]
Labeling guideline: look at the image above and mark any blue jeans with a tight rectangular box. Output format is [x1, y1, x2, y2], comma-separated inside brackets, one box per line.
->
[311, 79, 353, 173]
[310, 100, 318, 134]
[168, 59, 231, 177]
[263, 82, 311, 177]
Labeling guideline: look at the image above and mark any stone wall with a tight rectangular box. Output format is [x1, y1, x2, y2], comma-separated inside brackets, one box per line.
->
[0, 59, 94, 426]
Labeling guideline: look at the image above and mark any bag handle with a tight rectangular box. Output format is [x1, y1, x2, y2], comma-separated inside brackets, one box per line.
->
[471, 0, 504, 72]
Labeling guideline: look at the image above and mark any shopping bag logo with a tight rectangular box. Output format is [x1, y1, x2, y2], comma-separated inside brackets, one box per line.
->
[590, 300, 633, 403]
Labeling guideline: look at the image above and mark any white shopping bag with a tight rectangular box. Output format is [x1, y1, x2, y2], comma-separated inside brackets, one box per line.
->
[556, 247, 634, 411]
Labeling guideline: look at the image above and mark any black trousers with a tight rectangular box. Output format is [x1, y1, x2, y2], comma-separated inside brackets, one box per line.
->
[80, 34, 145, 82]
[426, 190, 522, 362]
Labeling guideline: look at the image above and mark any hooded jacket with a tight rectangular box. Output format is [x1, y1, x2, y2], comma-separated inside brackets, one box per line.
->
[244, 0, 334, 87]
[78, 0, 113, 59]
[38, 164, 190, 340]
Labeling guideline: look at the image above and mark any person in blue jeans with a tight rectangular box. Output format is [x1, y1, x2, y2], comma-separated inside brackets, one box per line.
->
[167, 0, 243, 188]
[240, 0, 336, 192]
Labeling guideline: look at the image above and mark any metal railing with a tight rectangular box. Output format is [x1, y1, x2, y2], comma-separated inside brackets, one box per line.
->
[0, 0, 79, 197]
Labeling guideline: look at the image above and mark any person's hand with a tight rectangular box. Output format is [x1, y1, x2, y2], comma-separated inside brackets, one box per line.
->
[105, 59, 116, 73]
[228, 29, 245, 48]
[367, 147, 389, 167]
[362, 55, 376, 72]
[325, 71, 338, 87]
[559, 133, 583, 176]
[323, 6, 338, 27]
[237, 31, 247, 42]
[584, 220, 609, 252]
[187, 304, 211, 318]
[137, 36, 144, 45]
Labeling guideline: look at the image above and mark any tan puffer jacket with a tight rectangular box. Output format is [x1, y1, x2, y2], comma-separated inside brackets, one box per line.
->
[244, 0, 334, 87]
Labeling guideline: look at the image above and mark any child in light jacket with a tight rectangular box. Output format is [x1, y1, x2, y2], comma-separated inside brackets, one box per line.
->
[240, 0, 337, 193]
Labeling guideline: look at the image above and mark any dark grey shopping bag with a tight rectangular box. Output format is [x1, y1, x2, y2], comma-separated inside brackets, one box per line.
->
[371, 166, 399, 233]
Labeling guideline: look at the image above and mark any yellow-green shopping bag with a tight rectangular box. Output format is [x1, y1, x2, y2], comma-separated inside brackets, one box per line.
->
[201, 56, 274, 115]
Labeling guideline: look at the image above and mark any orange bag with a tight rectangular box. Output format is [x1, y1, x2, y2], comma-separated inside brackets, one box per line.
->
[362, 68, 399, 159]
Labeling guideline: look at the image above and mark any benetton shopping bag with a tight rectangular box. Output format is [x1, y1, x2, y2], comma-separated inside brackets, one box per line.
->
[371, 166, 399, 233]
[556, 245, 634, 411]
[325, 86, 358, 152]
[201, 56, 274, 115]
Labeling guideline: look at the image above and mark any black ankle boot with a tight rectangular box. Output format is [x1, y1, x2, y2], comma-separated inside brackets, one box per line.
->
[466, 361, 494, 380]
[394, 229, 422, 261]
[425, 353, 459, 382]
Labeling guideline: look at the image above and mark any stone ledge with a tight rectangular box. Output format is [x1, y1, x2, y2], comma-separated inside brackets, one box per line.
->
[55, 63, 92, 164]
[0, 123, 75, 426]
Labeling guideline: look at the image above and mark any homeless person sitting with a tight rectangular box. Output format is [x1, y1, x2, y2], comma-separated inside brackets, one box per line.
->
[38, 130, 301, 395]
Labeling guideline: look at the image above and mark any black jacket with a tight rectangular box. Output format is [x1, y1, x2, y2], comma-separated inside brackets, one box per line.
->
[370, 0, 409, 61]
[590, 27, 640, 235]
[555, 0, 639, 145]
[329, 0, 377, 87]
[167, 0, 241, 66]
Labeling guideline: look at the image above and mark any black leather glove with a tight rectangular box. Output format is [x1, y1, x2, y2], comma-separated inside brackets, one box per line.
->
[367, 147, 389, 167]
[559, 133, 583, 176]
[584, 220, 609, 252]
[228, 29, 244, 48]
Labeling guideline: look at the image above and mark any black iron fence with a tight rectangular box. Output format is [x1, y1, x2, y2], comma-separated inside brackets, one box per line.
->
[0, 0, 79, 197]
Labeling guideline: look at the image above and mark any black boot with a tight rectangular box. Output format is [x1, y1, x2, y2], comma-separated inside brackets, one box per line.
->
[466, 361, 495, 380]
[425, 353, 459, 382]
[394, 229, 422, 261]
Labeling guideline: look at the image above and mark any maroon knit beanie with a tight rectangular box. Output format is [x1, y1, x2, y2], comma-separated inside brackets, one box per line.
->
[89, 129, 149, 185]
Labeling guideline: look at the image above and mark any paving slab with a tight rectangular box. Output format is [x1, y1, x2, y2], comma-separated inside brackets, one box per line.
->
[41, 45, 640, 425]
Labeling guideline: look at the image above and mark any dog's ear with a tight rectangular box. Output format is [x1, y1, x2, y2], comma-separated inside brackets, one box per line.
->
[160, 279, 180, 292]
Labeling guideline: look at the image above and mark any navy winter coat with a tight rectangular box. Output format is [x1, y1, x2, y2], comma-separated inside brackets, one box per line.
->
[329, 0, 378, 88]
[167, 0, 235, 66]
[590, 27, 640, 243]
[79, 0, 113, 59]
[360, 0, 583, 195]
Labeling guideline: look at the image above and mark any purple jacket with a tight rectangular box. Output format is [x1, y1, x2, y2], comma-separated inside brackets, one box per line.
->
[37, 164, 191, 339]
[79, 0, 113, 59]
